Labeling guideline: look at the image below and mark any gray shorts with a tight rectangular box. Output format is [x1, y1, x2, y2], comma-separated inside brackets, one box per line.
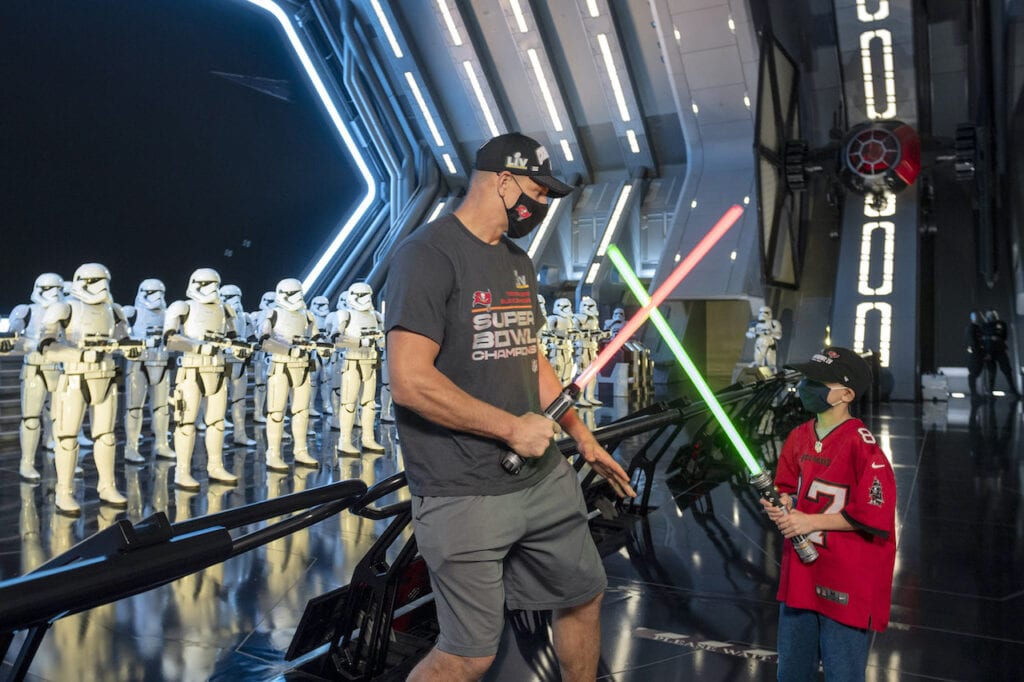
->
[411, 457, 607, 658]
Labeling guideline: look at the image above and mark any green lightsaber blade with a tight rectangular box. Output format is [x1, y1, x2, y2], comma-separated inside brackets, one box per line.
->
[607, 244, 764, 476]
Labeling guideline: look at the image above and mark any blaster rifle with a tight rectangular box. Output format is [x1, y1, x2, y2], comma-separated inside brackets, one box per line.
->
[0, 332, 20, 354]
[79, 335, 145, 358]
[290, 336, 335, 359]
[203, 332, 255, 358]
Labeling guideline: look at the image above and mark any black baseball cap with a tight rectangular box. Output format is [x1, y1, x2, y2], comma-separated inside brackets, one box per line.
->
[788, 347, 873, 398]
[474, 132, 574, 197]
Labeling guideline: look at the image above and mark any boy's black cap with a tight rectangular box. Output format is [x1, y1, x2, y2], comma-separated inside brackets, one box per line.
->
[475, 132, 574, 197]
[787, 347, 873, 398]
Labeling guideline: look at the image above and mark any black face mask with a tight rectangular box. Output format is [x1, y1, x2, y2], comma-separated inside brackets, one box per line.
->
[503, 177, 549, 239]
[797, 379, 835, 414]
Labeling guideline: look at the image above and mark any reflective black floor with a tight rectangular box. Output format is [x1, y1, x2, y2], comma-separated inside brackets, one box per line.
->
[2, 394, 1023, 681]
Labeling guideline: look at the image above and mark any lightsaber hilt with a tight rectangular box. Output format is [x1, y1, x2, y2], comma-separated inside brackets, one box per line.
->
[750, 471, 819, 564]
[500, 383, 580, 475]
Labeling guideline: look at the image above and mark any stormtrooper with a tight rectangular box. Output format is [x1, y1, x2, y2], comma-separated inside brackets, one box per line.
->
[603, 307, 626, 336]
[573, 296, 610, 406]
[259, 278, 326, 470]
[122, 279, 176, 463]
[39, 263, 142, 515]
[250, 291, 276, 424]
[547, 297, 578, 385]
[328, 282, 384, 455]
[309, 295, 333, 418]
[164, 268, 246, 490]
[746, 305, 783, 371]
[7, 273, 65, 482]
[220, 284, 257, 446]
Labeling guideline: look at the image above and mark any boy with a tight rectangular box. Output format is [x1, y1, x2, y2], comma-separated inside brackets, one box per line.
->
[761, 347, 897, 681]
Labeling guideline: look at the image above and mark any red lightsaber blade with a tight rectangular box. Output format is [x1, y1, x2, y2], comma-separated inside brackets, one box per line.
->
[501, 204, 745, 474]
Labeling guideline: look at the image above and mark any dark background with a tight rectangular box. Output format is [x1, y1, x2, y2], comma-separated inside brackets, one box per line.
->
[0, 0, 359, 313]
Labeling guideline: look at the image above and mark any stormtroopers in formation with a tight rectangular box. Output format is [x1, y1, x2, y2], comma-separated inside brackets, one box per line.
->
[547, 297, 577, 385]
[328, 282, 384, 455]
[164, 268, 244, 490]
[258, 278, 322, 471]
[250, 291, 276, 424]
[7, 273, 65, 481]
[309, 295, 333, 418]
[122, 279, 176, 463]
[573, 296, 609, 406]
[220, 284, 257, 446]
[746, 305, 782, 371]
[40, 263, 141, 515]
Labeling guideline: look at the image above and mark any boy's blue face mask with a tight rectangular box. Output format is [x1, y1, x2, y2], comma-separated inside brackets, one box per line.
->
[797, 379, 836, 414]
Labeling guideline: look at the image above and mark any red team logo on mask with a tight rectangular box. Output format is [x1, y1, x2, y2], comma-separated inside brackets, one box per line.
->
[515, 204, 531, 220]
[472, 290, 492, 307]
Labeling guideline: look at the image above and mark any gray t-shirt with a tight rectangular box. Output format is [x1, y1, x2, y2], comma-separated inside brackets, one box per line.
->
[384, 214, 559, 496]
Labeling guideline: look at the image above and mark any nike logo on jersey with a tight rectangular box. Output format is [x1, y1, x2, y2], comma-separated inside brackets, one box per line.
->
[871, 462, 885, 469]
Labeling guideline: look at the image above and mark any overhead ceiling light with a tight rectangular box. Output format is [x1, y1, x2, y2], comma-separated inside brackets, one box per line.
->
[442, 153, 458, 175]
[509, 0, 529, 33]
[626, 129, 639, 154]
[436, 0, 463, 46]
[428, 198, 448, 223]
[597, 33, 630, 122]
[595, 184, 632, 257]
[584, 263, 602, 285]
[690, 199, 698, 209]
[241, 0, 377, 293]
[730, 250, 737, 261]
[463, 60, 500, 137]
[404, 71, 445, 146]
[743, 195, 750, 205]
[691, 102, 699, 115]
[743, 93, 751, 108]
[369, 0, 404, 59]
[727, 16, 735, 32]
[528, 197, 561, 258]
[674, 26, 681, 41]
[586, 0, 600, 18]
[560, 139, 574, 162]
[528, 48, 563, 131]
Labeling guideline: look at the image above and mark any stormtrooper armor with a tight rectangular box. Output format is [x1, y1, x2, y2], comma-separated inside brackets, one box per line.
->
[746, 306, 783, 371]
[122, 279, 176, 463]
[220, 284, 256, 446]
[250, 291, 276, 424]
[8, 273, 64, 482]
[547, 298, 577, 385]
[164, 268, 245, 490]
[603, 307, 626, 336]
[328, 282, 384, 455]
[309, 295, 333, 418]
[259, 278, 322, 470]
[573, 296, 609, 406]
[39, 264, 140, 515]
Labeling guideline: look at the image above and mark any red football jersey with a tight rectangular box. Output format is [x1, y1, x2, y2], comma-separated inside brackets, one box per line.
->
[774, 418, 897, 631]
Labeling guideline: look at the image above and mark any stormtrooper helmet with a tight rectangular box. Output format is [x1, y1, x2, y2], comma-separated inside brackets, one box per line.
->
[259, 291, 276, 311]
[187, 268, 222, 304]
[346, 283, 374, 312]
[612, 307, 625, 322]
[553, 298, 573, 318]
[275, 278, 305, 312]
[579, 296, 598, 317]
[71, 263, 112, 305]
[310, 295, 330, 318]
[136, 279, 166, 310]
[758, 306, 772, 322]
[219, 284, 244, 315]
[31, 273, 64, 307]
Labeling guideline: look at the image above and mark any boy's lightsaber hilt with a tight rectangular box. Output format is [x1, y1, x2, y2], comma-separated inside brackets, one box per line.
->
[501, 384, 580, 475]
[750, 471, 819, 564]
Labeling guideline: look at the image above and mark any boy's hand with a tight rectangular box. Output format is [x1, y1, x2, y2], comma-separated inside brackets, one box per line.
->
[775, 509, 816, 538]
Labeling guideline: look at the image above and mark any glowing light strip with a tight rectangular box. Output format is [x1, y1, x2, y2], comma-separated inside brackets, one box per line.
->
[404, 71, 445, 147]
[528, 49, 563, 131]
[463, 61, 500, 137]
[527, 197, 560, 258]
[586, 0, 600, 18]
[857, 0, 890, 22]
[509, 0, 529, 33]
[428, 199, 448, 223]
[560, 139, 574, 162]
[241, 1, 376, 293]
[860, 29, 896, 119]
[857, 221, 894, 295]
[597, 33, 630, 122]
[584, 263, 601, 285]
[626, 129, 639, 153]
[854, 302, 891, 367]
[574, 205, 744, 387]
[369, 0, 403, 59]
[436, 0, 463, 45]
[596, 184, 632, 258]
[608, 244, 763, 476]
[442, 153, 457, 175]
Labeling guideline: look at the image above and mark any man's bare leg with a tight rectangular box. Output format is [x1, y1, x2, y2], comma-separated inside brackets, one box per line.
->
[552, 592, 603, 682]
[408, 647, 495, 682]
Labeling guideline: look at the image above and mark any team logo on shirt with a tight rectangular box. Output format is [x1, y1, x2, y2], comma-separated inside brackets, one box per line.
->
[513, 270, 529, 289]
[869, 477, 884, 506]
[472, 290, 492, 308]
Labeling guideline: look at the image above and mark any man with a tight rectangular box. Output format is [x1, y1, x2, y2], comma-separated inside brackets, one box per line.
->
[386, 132, 636, 682]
